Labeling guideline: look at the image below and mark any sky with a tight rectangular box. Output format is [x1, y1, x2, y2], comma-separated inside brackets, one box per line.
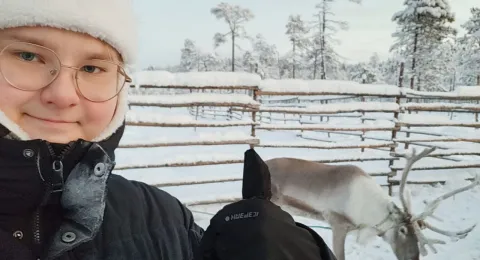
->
[132, 0, 478, 69]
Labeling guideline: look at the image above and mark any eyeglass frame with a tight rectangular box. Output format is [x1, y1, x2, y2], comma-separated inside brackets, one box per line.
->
[0, 41, 133, 103]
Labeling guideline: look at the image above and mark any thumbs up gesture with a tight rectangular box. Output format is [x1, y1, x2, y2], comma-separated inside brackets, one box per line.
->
[194, 149, 337, 260]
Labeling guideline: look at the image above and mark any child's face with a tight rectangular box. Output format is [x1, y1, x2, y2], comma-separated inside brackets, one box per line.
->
[0, 26, 123, 143]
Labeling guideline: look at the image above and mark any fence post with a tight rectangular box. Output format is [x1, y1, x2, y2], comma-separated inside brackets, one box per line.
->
[388, 62, 404, 196]
[250, 88, 258, 149]
[476, 100, 479, 124]
[360, 78, 366, 152]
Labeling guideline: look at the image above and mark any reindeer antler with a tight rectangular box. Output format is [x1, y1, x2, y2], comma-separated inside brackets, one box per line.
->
[397, 147, 480, 256]
[398, 147, 436, 215]
[412, 174, 480, 223]
[413, 174, 479, 250]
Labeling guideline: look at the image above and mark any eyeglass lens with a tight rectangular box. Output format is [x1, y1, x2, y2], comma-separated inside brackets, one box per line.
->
[0, 42, 126, 102]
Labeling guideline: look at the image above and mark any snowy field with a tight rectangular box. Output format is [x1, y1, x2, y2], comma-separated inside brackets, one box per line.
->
[114, 75, 480, 259]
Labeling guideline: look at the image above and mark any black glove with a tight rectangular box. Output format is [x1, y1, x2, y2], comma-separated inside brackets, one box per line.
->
[0, 229, 35, 260]
[194, 149, 337, 260]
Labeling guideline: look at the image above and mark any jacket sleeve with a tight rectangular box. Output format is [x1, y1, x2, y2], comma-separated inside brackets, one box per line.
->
[180, 198, 205, 256]
[130, 180, 205, 259]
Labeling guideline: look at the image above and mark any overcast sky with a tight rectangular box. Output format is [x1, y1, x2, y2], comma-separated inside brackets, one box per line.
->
[132, 0, 478, 69]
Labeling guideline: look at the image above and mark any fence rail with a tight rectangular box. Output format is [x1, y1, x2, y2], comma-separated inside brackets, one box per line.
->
[122, 73, 480, 205]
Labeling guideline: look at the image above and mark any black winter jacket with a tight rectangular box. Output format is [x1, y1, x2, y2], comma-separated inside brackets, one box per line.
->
[0, 122, 336, 260]
[0, 123, 203, 260]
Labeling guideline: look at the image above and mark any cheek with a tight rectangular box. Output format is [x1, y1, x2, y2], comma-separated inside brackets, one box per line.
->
[81, 98, 117, 137]
[0, 80, 35, 122]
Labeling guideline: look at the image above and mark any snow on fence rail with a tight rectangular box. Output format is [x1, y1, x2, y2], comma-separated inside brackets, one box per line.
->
[120, 71, 480, 204]
[132, 71, 261, 90]
[125, 111, 258, 128]
[128, 93, 260, 109]
[124, 72, 262, 152]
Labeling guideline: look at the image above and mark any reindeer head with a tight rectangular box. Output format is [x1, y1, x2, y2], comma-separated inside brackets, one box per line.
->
[378, 201, 421, 260]
[379, 147, 479, 260]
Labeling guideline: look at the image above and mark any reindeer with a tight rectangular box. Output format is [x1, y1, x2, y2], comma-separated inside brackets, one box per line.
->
[265, 147, 479, 260]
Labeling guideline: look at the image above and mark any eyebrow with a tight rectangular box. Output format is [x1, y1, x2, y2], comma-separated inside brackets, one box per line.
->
[3, 33, 114, 61]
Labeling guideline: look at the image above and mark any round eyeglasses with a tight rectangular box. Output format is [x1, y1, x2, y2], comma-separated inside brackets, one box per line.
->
[0, 42, 132, 102]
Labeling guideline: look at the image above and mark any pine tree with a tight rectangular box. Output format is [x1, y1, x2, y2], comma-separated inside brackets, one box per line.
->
[285, 15, 309, 78]
[241, 35, 278, 78]
[462, 7, 480, 42]
[457, 7, 480, 86]
[305, 0, 361, 80]
[211, 2, 254, 72]
[391, 0, 456, 91]
[179, 39, 199, 72]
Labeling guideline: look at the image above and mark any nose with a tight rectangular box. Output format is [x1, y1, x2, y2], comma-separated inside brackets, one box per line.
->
[40, 67, 80, 108]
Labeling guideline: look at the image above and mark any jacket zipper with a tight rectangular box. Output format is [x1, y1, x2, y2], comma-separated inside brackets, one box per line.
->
[33, 141, 77, 259]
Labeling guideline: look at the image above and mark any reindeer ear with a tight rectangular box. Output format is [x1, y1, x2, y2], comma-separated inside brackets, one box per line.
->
[387, 202, 398, 213]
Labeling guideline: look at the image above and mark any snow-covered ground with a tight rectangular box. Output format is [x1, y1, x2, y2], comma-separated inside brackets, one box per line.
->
[114, 83, 480, 259]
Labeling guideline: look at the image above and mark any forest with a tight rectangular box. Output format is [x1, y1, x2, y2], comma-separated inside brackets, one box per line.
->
[147, 0, 480, 92]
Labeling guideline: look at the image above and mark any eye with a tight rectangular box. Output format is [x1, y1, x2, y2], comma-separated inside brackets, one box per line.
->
[18, 52, 39, 62]
[399, 226, 408, 236]
[82, 65, 101, 73]
[417, 220, 426, 230]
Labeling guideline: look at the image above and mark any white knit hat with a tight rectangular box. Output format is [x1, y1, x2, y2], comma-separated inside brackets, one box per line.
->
[0, 0, 138, 65]
[0, 0, 137, 142]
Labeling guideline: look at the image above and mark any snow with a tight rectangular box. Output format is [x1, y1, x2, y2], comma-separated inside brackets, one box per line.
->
[125, 110, 256, 127]
[401, 102, 480, 111]
[258, 140, 394, 149]
[404, 87, 480, 98]
[260, 102, 399, 113]
[115, 147, 395, 170]
[258, 122, 395, 131]
[399, 113, 479, 126]
[128, 93, 260, 107]
[115, 153, 243, 170]
[259, 79, 400, 96]
[119, 131, 259, 147]
[455, 86, 480, 96]
[115, 79, 480, 260]
[133, 71, 261, 87]
[395, 148, 480, 157]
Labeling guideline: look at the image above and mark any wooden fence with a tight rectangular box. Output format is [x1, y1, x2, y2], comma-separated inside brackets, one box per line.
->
[117, 71, 480, 205]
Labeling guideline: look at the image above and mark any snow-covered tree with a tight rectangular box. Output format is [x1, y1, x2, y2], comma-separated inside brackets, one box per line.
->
[305, 0, 361, 80]
[243, 34, 279, 79]
[344, 54, 384, 84]
[391, 0, 456, 91]
[198, 53, 223, 71]
[379, 57, 402, 86]
[211, 2, 254, 72]
[179, 39, 199, 72]
[285, 15, 309, 78]
[421, 41, 455, 91]
[462, 7, 480, 42]
[456, 8, 480, 86]
[455, 36, 480, 86]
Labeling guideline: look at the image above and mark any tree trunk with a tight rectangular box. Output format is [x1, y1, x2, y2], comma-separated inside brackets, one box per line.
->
[410, 28, 419, 90]
[313, 51, 318, 79]
[232, 34, 235, 72]
[320, 0, 327, 80]
[292, 40, 296, 79]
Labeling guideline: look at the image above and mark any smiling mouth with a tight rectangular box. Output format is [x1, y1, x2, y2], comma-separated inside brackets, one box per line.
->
[27, 114, 76, 124]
